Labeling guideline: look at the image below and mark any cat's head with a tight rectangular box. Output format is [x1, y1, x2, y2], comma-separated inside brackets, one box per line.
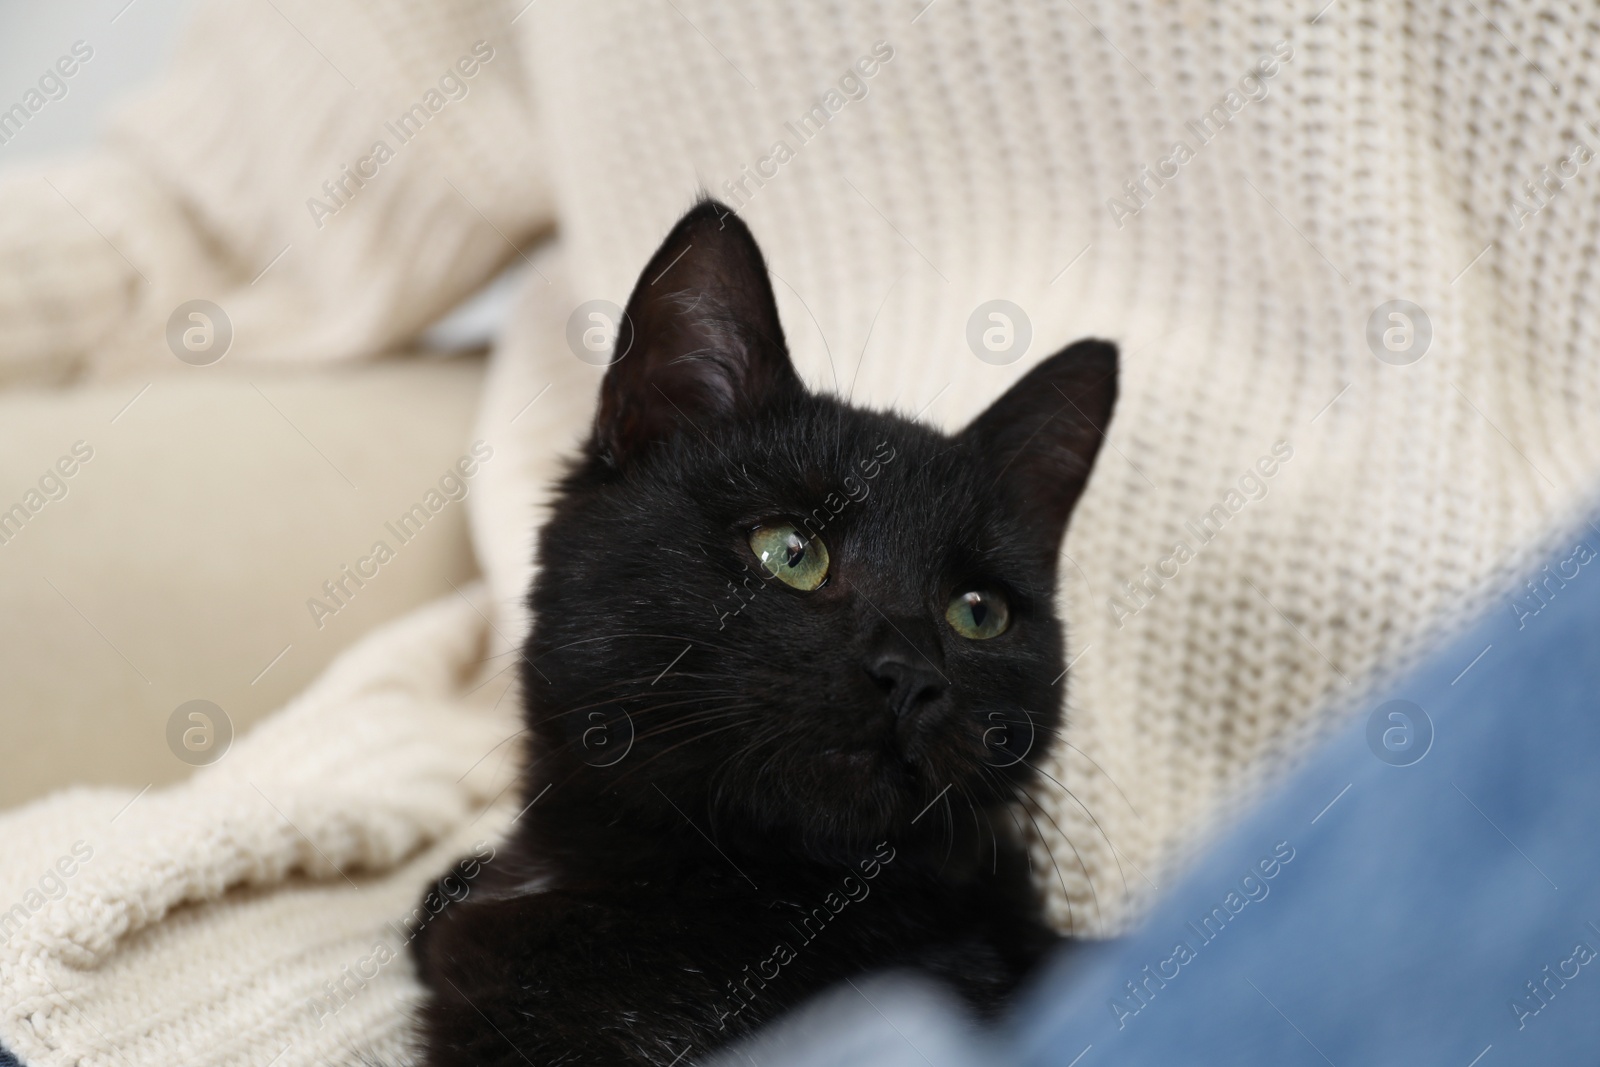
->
[524, 201, 1115, 857]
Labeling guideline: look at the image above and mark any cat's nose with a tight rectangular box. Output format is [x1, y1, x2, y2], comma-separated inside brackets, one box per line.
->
[866, 654, 946, 718]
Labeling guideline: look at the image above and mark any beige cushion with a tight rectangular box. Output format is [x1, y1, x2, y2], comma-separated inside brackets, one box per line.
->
[0, 353, 485, 808]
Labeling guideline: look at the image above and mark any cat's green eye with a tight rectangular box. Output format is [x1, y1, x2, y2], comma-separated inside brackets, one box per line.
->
[749, 523, 830, 591]
[946, 590, 1010, 640]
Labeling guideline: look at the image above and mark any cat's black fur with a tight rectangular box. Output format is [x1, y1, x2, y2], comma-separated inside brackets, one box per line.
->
[411, 200, 1117, 1066]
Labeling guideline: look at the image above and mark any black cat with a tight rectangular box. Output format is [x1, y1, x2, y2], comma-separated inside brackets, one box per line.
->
[411, 200, 1117, 1066]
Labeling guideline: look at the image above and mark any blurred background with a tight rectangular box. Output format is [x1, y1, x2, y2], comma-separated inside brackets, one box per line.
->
[0, 2, 191, 167]
[0, 0, 503, 808]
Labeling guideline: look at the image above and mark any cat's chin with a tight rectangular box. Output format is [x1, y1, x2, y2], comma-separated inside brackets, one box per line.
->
[797, 746, 935, 832]
[815, 745, 914, 786]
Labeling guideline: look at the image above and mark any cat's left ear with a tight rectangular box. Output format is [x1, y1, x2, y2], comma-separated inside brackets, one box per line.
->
[960, 339, 1118, 555]
[595, 200, 802, 468]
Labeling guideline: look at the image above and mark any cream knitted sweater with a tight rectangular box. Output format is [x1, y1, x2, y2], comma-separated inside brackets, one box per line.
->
[4, 1, 1598, 1063]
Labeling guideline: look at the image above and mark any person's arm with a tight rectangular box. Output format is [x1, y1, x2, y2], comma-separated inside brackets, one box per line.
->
[0, 0, 551, 384]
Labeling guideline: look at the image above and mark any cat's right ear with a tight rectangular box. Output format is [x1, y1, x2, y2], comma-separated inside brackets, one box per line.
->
[960, 339, 1118, 560]
[593, 200, 802, 468]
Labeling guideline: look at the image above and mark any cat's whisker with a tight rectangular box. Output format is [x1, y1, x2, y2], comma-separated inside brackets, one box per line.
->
[602, 716, 766, 793]
[998, 796, 1075, 937]
[470, 704, 759, 811]
[464, 656, 523, 697]
[1019, 756, 1132, 906]
[466, 646, 526, 667]
[967, 706, 1135, 905]
[1054, 739, 1144, 822]
[540, 710, 766, 786]
[954, 783, 1000, 877]
[546, 684, 753, 720]
[969, 706, 1144, 830]
[531, 700, 761, 769]
[454, 727, 531, 786]
[937, 779, 958, 872]
[626, 706, 766, 745]
[528, 631, 767, 665]
[1014, 783, 1103, 927]
[539, 663, 759, 702]
[488, 672, 527, 716]
[723, 724, 799, 806]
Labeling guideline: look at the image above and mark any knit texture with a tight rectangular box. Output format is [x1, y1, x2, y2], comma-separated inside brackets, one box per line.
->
[3, 0, 1599, 1063]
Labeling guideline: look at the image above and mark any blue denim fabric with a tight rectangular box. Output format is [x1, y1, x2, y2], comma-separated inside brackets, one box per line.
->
[1010, 515, 1600, 1065]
